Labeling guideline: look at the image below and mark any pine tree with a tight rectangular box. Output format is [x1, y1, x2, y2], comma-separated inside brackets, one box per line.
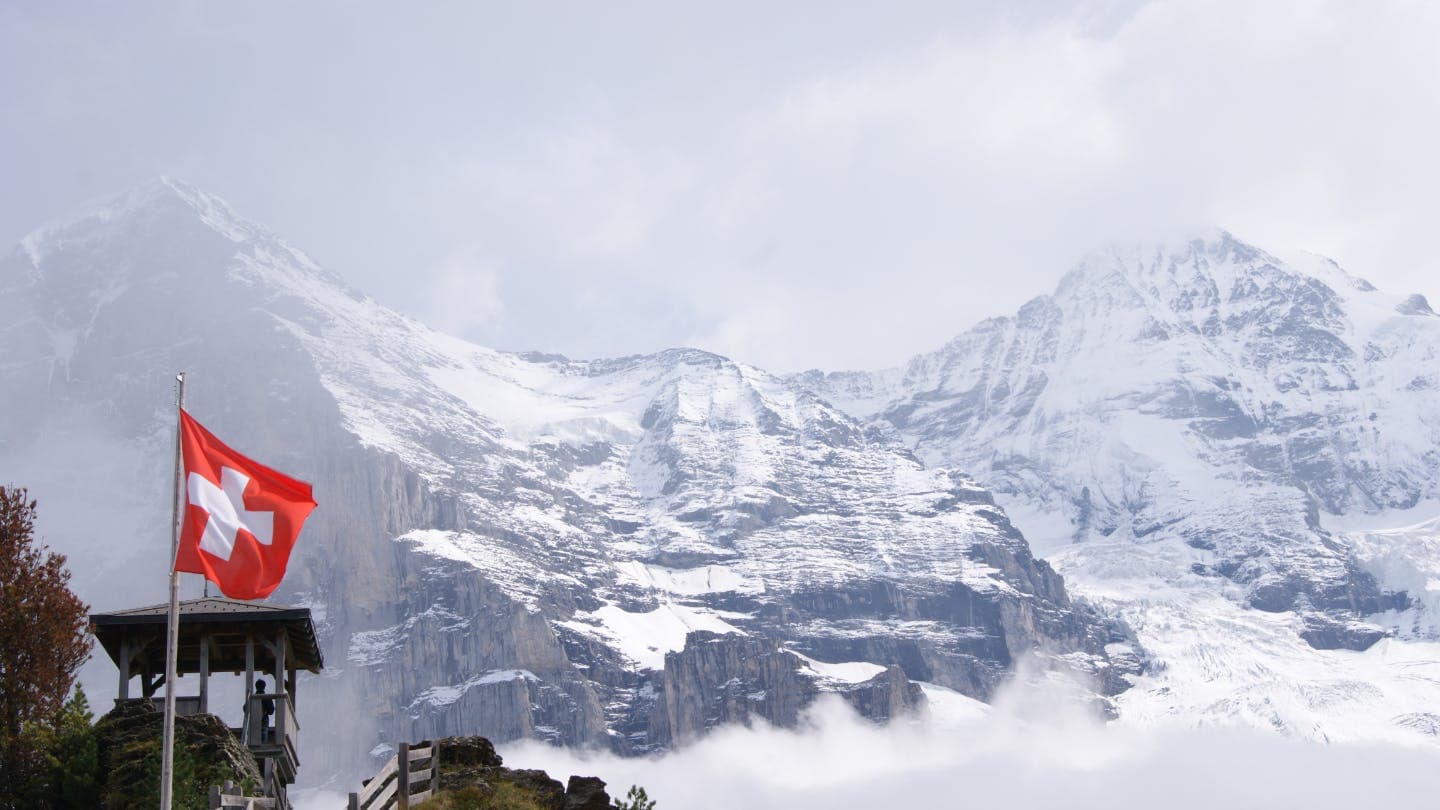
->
[50, 687, 100, 809]
[0, 487, 92, 809]
[613, 785, 657, 810]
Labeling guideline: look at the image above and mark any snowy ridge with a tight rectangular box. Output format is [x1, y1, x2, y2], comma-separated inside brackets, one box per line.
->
[802, 231, 1440, 747]
[411, 670, 539, 711]
[1, 180, 1129, 764]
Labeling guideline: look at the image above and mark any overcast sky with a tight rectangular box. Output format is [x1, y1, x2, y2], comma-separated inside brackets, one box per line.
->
[4, 1, 1438, 372]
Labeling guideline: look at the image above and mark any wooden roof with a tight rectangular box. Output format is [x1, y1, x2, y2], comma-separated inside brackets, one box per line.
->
[90, 597, 325, 675]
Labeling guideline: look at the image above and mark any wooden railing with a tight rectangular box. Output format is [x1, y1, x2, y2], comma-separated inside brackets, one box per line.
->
[349, 741, 440, 809]
[147, 695, 204, 716]
[208, 779, 278, 809]
[243, 691, 299, 780]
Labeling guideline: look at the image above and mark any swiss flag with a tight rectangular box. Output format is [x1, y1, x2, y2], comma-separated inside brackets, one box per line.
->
[174, 409, 317, 600]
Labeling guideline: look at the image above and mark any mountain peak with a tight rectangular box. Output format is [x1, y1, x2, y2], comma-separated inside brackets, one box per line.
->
[1068, 228, 1266, 282]
[17, 177, 263, 267]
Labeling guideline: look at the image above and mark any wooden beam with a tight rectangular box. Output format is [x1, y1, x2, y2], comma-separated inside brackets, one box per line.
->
[396, 744, 410, 810]
[199, 632, 210, 714]
[244, 635, 255, 742]
[273, 630, 286, 691]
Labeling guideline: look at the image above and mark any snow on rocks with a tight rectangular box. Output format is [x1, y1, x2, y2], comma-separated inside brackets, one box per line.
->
[801, 232, 1440, 749]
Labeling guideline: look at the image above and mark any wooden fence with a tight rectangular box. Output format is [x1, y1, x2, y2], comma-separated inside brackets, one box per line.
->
[348, 741, 440, 809]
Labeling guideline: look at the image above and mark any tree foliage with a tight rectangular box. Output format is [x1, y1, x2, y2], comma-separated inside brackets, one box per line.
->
[50, 687, 101, 809]
[613, 785, 657, 810]
[0, 487, 92, 808]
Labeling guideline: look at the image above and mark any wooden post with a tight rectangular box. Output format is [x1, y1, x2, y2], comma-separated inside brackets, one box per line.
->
[431, 742, 439, 796]
[347, 792, 359, 810]
[198, 633, 210, 714]
[396, 743, 410, 810]
[244, 636, 255, 743]
[273, 630, 286, 695]
[118, 638, 131, 700]
[160, 371, 185, 810]
[285, 667, 296, 712]
[273, 632, 286, 744]
[208, 784, 221, 809]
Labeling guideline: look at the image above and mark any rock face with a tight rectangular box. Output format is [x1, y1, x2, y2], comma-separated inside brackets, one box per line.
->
[562, 776, 612, 810]
[644, 632, 935, 740]
[800, 232, 1440, 649]
[0, 180, 1135, 784]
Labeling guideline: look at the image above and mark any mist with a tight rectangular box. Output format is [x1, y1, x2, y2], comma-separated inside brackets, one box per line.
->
[290, 664, 1440, 810]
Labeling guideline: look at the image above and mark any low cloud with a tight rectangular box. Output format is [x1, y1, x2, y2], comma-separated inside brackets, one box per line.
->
[284, 645, 1440, 810]
[497, 681, 1440, 810]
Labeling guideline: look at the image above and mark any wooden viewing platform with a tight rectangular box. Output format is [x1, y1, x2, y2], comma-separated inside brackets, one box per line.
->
[90, 597, 325, 808]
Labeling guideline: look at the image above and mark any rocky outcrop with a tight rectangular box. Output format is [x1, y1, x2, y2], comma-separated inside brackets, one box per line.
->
[648, 631, 935, 746]
[650, 632, 822, 746]
[563, 777, 613, 810]
[1300, 613, 1392, 651]
[433, 736, 610, 809]
[835, 665, 923, 722]
[94, 701, 262, 810]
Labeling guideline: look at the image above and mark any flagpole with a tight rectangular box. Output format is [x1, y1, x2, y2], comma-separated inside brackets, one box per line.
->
[160, 371, 186, 810]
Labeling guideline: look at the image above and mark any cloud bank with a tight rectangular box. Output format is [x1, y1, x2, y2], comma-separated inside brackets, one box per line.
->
[294, 667, 1440, 809]
[500, 692, 1440, 810]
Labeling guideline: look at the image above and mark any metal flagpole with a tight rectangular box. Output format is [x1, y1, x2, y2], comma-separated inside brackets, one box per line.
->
[160, 371, 186, 810]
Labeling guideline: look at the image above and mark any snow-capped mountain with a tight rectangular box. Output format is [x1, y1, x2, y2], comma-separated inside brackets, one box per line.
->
[0, 180, 1134, 782]
[801, 232, 1440, 742]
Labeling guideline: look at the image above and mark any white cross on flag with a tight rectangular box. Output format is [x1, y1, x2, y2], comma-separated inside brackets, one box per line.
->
[174, 409, 316, 599]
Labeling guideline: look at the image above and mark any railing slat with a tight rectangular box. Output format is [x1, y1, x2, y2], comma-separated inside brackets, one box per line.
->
[354, 741, 441, 810]
[211, 793, 277, 810]
[358, 775, 396, 808]
[365, 778, 398, 810]
[355, 755, 398, 805]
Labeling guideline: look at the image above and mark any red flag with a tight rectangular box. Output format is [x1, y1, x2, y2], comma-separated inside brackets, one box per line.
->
[174, 409, 316, 600]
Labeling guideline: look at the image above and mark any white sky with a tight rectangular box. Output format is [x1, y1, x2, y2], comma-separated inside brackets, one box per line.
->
[3, 0, 1438, 372]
